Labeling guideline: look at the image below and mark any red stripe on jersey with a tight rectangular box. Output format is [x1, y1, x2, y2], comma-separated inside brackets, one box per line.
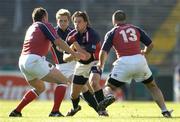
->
[50, 47, 59, 64]
[94, 42, 101, 60]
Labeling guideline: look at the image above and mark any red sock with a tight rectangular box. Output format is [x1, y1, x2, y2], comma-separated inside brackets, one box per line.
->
[51, 85, 67, 112]
[16, 89, 38, 112]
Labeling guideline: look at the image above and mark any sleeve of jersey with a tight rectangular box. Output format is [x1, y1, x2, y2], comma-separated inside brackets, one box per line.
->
[39, 23, 58, 42]
[86, 32, 101, 53]
[101, 31, 114, 53]
[66, 31, 76, 46]
[137, 28, 152, 46]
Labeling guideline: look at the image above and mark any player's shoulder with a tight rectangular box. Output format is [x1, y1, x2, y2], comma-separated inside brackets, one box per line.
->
[106, 26, 118, 36]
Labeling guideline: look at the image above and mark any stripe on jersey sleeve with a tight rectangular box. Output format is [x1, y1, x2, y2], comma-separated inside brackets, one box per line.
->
[101, 28, 116, 53]
[38, 23, 57, 42]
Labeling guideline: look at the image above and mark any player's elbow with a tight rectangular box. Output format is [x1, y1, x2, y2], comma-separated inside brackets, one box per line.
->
[147, 43, 154, 52]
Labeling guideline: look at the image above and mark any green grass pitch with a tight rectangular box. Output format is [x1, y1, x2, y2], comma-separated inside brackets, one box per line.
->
[0, 100, 180, 122]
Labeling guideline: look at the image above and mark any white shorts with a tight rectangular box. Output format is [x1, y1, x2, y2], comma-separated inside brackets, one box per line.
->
[110, 54, 152, 84]
[74, 61, 98, 78]
[55, 61, 76, 78]
[19, 54, 54, 81]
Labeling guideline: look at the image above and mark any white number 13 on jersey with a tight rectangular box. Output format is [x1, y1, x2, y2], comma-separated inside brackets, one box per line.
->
[119, 28, 137, 43]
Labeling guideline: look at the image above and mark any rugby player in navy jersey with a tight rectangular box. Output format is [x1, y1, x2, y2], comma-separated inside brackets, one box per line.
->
[97, 10, 173, 118]
[64, 11, 115, 116]
[9, 7, 82, 117]
[48, 9, 75, 117]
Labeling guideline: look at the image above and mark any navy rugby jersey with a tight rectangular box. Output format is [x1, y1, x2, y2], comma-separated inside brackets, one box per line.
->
[66, 27, 101, 62]
[51, 26, 73, 64]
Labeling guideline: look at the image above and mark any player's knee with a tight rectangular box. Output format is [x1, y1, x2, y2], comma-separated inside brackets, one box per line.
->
[90, 80, 99, 89]
[71, 91, 79, 99]
[34, 85, 45, 94]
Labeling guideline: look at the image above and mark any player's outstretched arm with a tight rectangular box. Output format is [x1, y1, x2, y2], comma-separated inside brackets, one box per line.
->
[54, 38, 81, 60]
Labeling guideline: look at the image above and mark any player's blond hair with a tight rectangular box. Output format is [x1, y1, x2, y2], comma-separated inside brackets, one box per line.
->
[56, 9, 71, 20]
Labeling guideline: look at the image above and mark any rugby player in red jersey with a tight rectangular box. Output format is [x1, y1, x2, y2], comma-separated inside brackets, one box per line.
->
[97, 10, 173, 118]
[9, 7, 81, 117]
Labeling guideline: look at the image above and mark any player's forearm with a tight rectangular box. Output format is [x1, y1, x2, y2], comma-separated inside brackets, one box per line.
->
[55, 39, 76, 56]
[98, 50, 108, 69]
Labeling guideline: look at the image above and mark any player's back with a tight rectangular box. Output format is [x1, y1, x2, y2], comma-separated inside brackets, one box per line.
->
[113, 24, 141, 57]
[21, 22, 53, 56]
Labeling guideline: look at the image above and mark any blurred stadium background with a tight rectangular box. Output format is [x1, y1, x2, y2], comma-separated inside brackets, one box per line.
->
[0, 0, 180, 101]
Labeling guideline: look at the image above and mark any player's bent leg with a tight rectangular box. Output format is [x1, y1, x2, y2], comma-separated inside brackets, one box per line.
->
[9, 79, 43, 117]
[49, 67, 74, 117]
[143, 77, 173, 117]
[41, 67, 71, 84]
[89, 72, 101, 91]
[66, 83, 83, 116]
[81, 85, 108, 116]
[89, 73, 106, 103]
[88, 72, 110, 116]
[99, 77, 124, 109]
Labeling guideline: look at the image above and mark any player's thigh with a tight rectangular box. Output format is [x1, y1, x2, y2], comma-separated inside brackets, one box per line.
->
[19, 54, 53, 81]
[42, 67, 69, 84]
[133, 61, 152, 83]
[110, 62, 132, 83]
